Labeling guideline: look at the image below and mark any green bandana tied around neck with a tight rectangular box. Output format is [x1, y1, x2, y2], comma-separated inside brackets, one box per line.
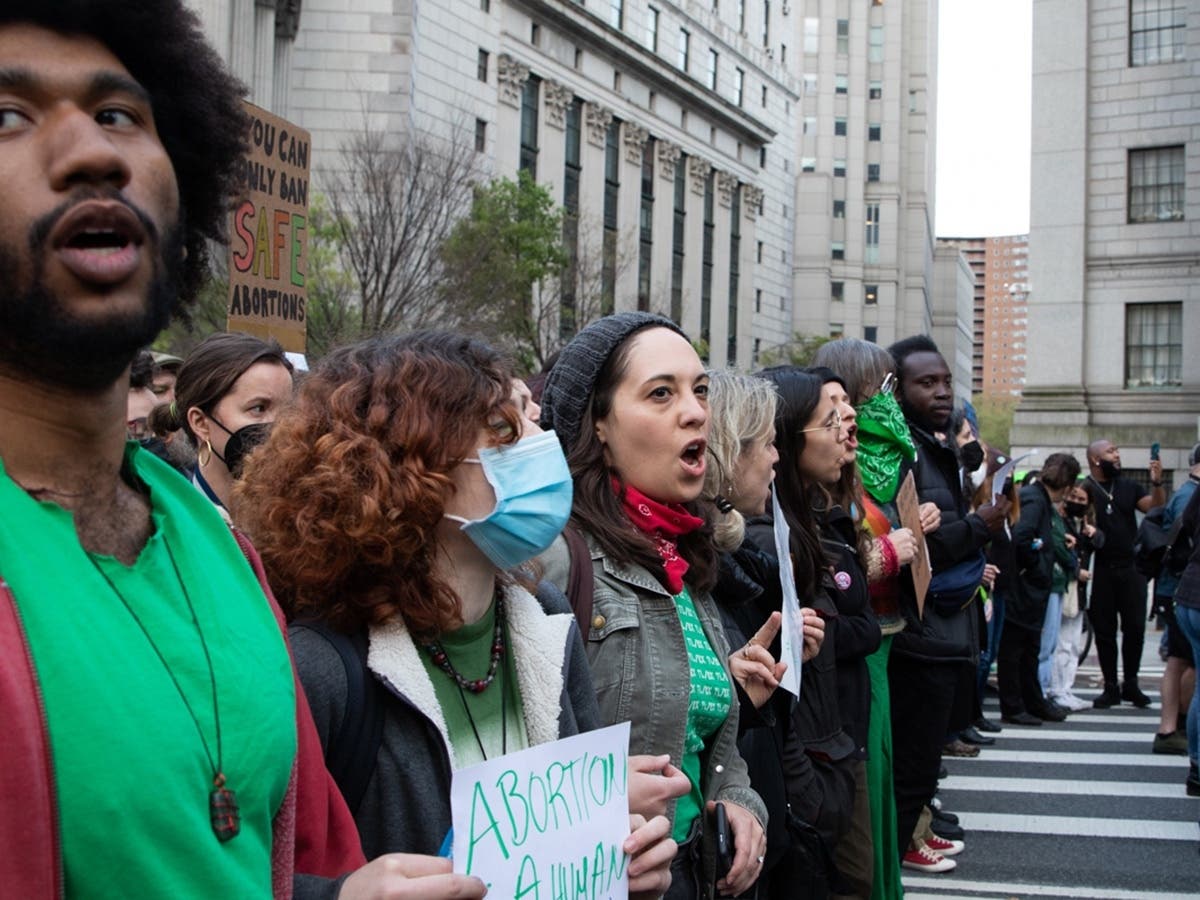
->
[856, 390, 916, 503]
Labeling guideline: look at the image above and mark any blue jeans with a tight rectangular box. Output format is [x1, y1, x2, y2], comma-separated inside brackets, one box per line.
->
[1174, 604, 1200, 764]
[1038, 592, 1062, 692]
[978, 589, 1007, 700]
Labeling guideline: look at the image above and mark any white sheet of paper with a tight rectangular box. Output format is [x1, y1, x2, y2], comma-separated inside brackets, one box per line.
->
[771, 489, 804, 698]
[992, 450, 1037, 505]
[451, 721, 632, 900]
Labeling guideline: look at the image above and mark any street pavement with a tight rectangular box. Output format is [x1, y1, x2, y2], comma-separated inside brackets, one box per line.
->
[902, 626, 1200, 900]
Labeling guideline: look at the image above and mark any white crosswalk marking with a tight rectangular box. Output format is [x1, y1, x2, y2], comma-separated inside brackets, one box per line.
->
[901, 635, 1199, 897]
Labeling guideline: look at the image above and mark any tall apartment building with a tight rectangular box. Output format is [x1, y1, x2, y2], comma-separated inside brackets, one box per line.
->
[188, 0, 944, 367]
[1012, 0, 1199, 480]
[939, 234, 1029, 397]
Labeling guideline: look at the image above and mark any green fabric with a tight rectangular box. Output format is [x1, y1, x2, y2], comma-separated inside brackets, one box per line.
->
[671, 586, 733, 843]
[419, 600, 528, 770]
[0, 445, 295, 899]
[856, 391, 917, 504]
[865, 636, 903, 900]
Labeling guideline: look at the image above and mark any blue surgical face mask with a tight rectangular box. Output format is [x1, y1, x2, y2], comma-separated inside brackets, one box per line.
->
[444, 430, 574, 569]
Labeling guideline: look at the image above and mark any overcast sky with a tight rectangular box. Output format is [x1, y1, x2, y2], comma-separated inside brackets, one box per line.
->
[934, 0, 1032, 238]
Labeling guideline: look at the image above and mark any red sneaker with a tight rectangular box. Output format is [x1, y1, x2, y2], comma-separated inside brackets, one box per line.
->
[901, 842, 957, 873]
[924, 833, 965, 857]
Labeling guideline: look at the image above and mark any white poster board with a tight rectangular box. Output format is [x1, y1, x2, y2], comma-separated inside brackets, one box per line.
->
[451, 722, 632, 899]
[771, 489, 805, 698]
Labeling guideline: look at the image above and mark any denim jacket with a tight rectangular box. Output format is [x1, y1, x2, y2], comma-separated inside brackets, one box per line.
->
[540, 533, 767, 897]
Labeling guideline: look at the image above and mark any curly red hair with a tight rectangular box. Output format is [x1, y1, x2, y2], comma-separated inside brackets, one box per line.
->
[234, 331, 519, 637]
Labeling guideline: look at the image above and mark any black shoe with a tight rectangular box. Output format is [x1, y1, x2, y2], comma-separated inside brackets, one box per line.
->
[1122, 683, 1152, 708]
[930, 815, 965, 841]
[974, 716, 1003, 734]
[1001, 711, 1043, 726]
[932, 808, 959, 826]
[1094, 685, 1121, 708]
[1189, 764, 1200, 798]
[960, 726, 996, 746]
[1033, 703, 1068, 722]
[938, 764, 948, 780]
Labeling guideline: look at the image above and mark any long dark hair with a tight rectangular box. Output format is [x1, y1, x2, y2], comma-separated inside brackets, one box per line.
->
[566, 327, 716, 594]
[757, 366, 832, 598]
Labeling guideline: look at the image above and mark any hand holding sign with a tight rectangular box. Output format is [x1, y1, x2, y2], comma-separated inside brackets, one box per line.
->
[770, 489, 804, 697]
[337, 853, 486, 900]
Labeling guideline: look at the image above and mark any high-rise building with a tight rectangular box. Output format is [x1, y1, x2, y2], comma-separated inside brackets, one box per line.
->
[1013, 0, 1198, 480]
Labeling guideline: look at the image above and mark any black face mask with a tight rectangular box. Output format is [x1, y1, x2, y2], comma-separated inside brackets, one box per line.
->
[213, 421, 273, 478]
[960, 439, 985, 473]
[1098, 459, 1120, 480]
[1065, 501, 1088, 518]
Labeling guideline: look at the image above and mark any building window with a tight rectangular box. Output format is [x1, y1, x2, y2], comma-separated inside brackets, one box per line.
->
[831, 242, 845, 260]
[803, 17, 819, 54]
[780, 43, 787, 63]
[679, 28, 690, 71]
[1128, 145, 1185, 222]
[560, 98, 583, 338]
[865, 203, 880, 263]
[830, 323, 844, 338]
[610, 0, 624, 30]
[868, 123, 881, 141]
[835, 117, 847, 136]
[757, 241, 764, 263]
[833, 199, 845, 217]
[1125, 302, 1182, 387]
[755, 288, 762, 312]
[869, 80, 882, 99]
[647, 5, 659, 51]
[672, 153, 687, 322]
[834, 158, 846, 177]
[735, 67, 745, 105]
[474, 117, 487, 153]
[753, 338, 761, 364]
[481, 0, 490, 11]
[759, 146, 766, 168]
[864, 325, 877, 343]
[728, 187, 741, 364]
[803, 73, 817, 95]
[638, 139, 655, 312]
[1130, 0, 1186, 66]
[602, 120, 620, 314]
[701, 171, 715, 350]
[762, 84, 768, 106]
[865, 283, 878, 305]
[837, 18, 849, 54]
[762, 0, 770, 47]
[803, 115, 816, 135]
[477, 48, 489, 81]
[835, 74, 848, 94]
[531, 22, 540, 45]
[867, 163, 880, 182]
[518, 76, 540, 177]
[869, 25, 884, 62]
[708, 49, 719, 90]
[801, 157, 816, 172]
[831, 281, 844, 301]
[738, 0, 747, 32]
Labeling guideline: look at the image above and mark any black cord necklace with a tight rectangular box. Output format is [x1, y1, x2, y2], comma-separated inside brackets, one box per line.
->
[1087, 475, 1115, 515]
[456, 669, 508, 761]
[422, 593, 506, 693]
[85, 538, 240, 842]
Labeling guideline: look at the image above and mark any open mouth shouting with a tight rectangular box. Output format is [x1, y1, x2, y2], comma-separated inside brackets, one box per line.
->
[680, 438, 707, 478]
[50, 200, 146, 287]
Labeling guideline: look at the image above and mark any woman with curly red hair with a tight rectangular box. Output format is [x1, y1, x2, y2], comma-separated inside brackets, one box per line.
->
[235, 331, 675, 899]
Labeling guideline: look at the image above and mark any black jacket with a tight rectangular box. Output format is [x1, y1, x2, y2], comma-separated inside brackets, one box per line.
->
[1009, 482, 1056, 629]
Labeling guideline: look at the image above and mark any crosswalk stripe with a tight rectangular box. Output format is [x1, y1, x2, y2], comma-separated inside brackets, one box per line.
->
[940, 774, 1188, 797]
[955, 811, 1196, 840]
[982, 712, 1164, 725]
[951, 748, 1186, 767]
[902, 876, 1200, 900]
[984, 728, 1162, 742]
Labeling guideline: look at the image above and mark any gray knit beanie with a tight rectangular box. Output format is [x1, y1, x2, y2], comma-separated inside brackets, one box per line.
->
[542, 312, 686, 454]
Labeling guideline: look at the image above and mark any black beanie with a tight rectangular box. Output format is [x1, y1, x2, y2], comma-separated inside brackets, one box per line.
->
[541, 312, 686, 454]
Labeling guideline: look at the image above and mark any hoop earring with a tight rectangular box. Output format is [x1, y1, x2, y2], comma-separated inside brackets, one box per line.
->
[198, 440, 212, 468]
[714, 495, 735, 514]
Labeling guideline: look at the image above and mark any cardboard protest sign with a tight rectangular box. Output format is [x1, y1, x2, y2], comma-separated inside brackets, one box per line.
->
[896, 471, 931, 618]
[451, 722, 632, 900]
[770, 489, 804, 698]
[227, 101, 309, 353]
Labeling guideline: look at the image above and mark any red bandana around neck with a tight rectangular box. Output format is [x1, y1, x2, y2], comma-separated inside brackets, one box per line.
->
[615, 478, 705, 594]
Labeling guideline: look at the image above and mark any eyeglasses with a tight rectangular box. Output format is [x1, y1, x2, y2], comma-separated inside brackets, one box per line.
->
[799, 408, 842, 435]
[879, 372, 897, 395]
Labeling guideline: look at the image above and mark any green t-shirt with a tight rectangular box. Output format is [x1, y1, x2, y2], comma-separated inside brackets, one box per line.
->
[0, 445, 295, 898]
[672, 587, 733, 843]
[418, 598, 528, 769]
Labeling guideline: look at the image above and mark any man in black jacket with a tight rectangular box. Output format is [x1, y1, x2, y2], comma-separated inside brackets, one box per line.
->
[884, 336, 1010, 859]
[1085, 438, 1166, 707]
[998, 454, 1081, 725]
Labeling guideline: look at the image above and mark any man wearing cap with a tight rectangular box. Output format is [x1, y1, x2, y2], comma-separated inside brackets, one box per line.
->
[150, 350, 183, 403]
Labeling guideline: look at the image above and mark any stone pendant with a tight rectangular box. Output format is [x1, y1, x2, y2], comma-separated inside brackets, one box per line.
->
[210, 783, 241, 842]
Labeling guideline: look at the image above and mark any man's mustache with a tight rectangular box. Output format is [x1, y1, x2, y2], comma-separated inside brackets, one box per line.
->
[29, 188, 161, 253]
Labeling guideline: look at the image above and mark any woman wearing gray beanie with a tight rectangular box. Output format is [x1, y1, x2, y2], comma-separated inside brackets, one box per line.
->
[540, 312, 768, 899]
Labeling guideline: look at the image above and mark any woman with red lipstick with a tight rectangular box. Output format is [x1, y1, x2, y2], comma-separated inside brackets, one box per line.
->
[539, 313, 767, 899]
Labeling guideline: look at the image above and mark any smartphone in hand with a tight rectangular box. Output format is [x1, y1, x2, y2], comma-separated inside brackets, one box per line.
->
[1150, 442, 1160, 462]
[714, 801, 733, 880]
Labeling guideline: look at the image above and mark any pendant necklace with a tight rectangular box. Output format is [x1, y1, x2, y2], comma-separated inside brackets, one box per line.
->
[1088, 476, 1115, 515]
[85, 538, 240, 842]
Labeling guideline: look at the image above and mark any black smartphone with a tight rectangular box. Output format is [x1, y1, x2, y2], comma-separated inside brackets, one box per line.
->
[1150, 442, 1160, 462]
[714, 801, 733, 880]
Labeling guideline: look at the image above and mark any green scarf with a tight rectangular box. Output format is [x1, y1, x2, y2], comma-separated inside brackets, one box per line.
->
[856, 391, 916, 503]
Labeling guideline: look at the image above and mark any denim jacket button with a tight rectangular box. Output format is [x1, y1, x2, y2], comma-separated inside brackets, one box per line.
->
[714, 764, 725, 774]
[592, 614, 606, 629]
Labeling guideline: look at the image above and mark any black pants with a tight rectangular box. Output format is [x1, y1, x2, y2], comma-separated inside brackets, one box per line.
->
[997, 619, 1045, 717]
[1090, 563, 1147, 688]
[888, 651, 956, 851]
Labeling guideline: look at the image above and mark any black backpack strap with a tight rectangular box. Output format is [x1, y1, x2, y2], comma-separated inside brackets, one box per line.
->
[562, 525, 595, 637]
[296, 620, 383, 816]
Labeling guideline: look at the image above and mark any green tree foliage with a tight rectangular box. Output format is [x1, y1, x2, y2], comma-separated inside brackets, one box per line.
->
[440, 171, 568, 371]
[973, 393, 1019, 452]
[756, 332, 832, 368]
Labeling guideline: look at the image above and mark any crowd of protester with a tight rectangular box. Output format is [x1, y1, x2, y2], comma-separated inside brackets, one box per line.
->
[5, 2, 1200, 898]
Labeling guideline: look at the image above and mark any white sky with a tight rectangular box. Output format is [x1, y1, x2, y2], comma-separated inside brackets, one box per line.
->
[934, 0, 1032, 238]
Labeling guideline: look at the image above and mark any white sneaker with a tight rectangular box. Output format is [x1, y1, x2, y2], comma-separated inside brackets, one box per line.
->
[1059, 692, 1089, 711]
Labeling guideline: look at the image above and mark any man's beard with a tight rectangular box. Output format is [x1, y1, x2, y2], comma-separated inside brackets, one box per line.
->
[898, 391, 948, 434]
[0, 193, 184, 392]
[1098, 459, 1121, 480]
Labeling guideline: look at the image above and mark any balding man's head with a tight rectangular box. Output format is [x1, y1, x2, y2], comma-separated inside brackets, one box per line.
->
[1087, 439, 1120, 479]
